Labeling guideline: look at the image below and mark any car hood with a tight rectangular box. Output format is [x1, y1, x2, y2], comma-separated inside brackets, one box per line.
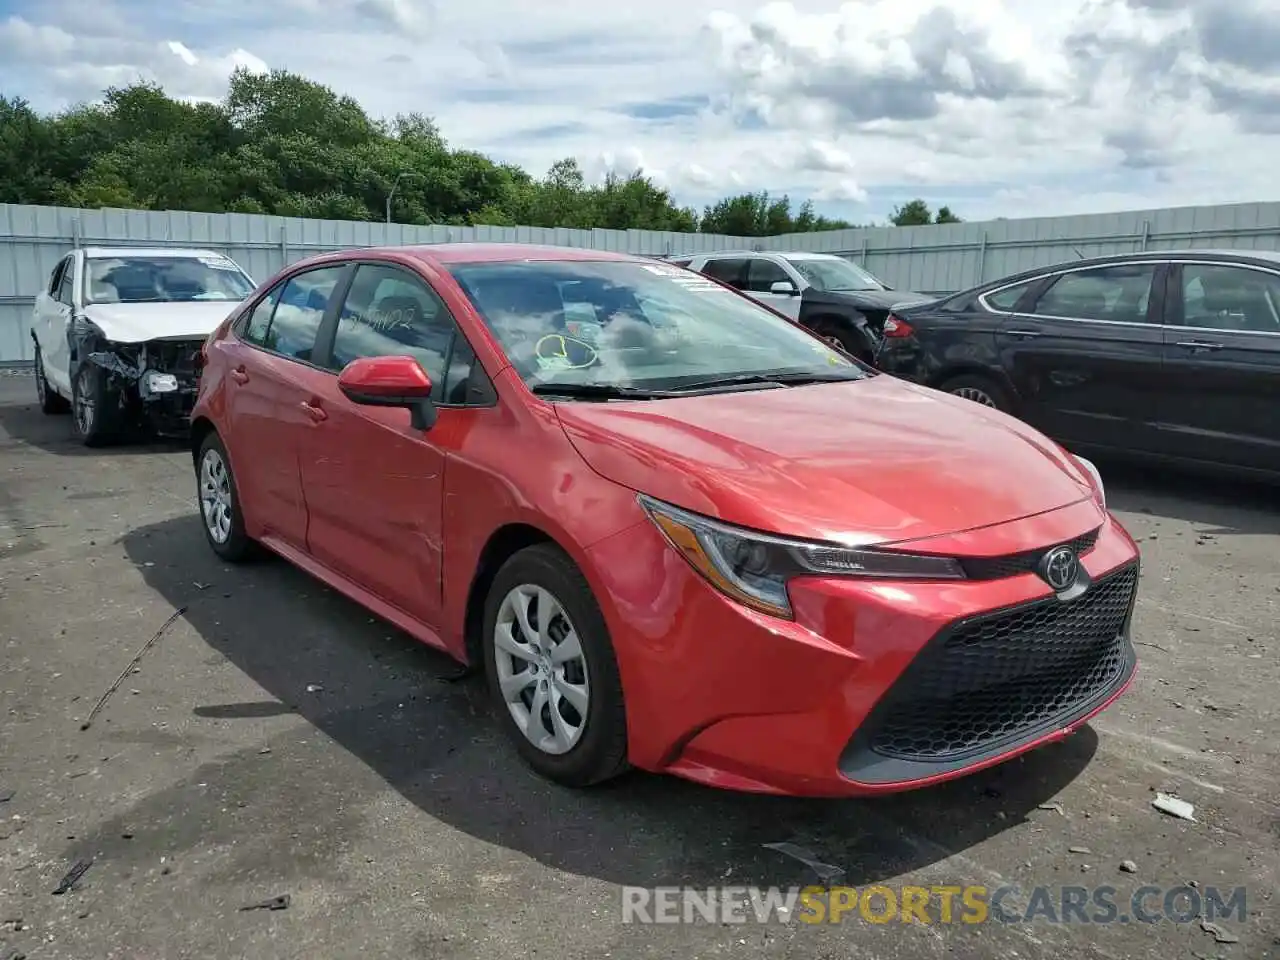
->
[80, 301, 244, 343]
[807, 288, 934, 311]
[555, 375, 1093, 545]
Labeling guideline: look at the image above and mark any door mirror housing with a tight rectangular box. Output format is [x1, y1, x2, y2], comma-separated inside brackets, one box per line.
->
[338, 355, 437, 430]
[770, 280, 798, 296]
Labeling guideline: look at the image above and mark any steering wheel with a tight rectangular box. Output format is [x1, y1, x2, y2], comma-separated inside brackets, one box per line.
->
[534, 333, 599, 369]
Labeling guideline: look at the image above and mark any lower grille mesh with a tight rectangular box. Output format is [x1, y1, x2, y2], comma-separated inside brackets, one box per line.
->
[867, 564, 1138, 762]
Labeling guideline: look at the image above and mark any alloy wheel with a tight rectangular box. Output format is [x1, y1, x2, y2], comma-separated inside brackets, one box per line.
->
[493, 583, 590, 755]
[199, 447, 234, 544]
[73, 368, 96, 434]
[952, 386, 997, 407]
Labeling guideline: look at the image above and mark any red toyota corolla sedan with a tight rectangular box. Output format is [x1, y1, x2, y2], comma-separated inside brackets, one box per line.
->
[189, 243, 1140, 797]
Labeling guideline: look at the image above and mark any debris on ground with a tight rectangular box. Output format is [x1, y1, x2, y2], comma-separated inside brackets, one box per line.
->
[1151, 792, 1196, 821]
[762, 842, 846, 883]
[1068, 846, 1091, 854]
[1199, 919, 1240, 944]
[80, 607, 188, 730]
[305, 684, 323, 693]
[1119, 859, 1138, 873]
[1037, 800, 1065, 815]
[1, 947, 28, 960]
[51, 857, 93, 894]
[0, 790, 12, 803]
[239, 894, 290, 912]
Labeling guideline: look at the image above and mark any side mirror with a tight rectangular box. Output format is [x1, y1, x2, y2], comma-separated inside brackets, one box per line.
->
[770, 280, 798, 296]
[338, 355, 437, 430]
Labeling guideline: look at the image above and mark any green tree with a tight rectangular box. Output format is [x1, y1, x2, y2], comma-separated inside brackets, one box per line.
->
[0, 69, 956, 233]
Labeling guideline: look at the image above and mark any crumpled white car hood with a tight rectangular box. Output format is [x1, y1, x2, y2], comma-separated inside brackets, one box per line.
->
[81, 300, 244, 344]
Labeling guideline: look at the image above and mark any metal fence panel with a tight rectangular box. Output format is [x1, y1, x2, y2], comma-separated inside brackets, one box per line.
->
[9, 199, 1280, 363]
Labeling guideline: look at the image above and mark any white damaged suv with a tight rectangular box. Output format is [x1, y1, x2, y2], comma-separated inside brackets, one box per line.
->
[30, 247, 256, 445]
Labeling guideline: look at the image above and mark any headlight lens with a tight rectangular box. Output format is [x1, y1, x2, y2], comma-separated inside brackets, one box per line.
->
[1072, 455, 1106, 509]
[638, 495, 965, 619]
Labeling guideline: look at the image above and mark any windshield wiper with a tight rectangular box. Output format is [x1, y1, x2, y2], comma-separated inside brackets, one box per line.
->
[674, 370, 864, 392]
[529, 383, 677, 400]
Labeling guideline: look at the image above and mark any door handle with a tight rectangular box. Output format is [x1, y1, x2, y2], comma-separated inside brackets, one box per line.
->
[1005, 329, 1042, 338]
[300, 400, 327, 422]
[230, 365, 249, 384]
[1174, 340, 1223, 351]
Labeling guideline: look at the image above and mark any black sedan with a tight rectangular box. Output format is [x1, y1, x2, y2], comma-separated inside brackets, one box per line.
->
[875, 250, 1280, 479]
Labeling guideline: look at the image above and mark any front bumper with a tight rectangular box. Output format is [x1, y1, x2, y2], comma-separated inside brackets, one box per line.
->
[586, 497, 1139, 797]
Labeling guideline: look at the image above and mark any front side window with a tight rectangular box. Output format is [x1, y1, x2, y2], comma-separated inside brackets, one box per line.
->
[783, 256, 886, 292]
[1180, 263, 1280, 333]
[263, 266, 346, 361]
[746, 258, 792, 292]
[83, 254, 255, 305]
[49, 258, 68, 296]
[241, 286, 281, 347]
[1027, 264, 1156, 324]
[328, 264, 461, 398]
[448, 259, 861, 393]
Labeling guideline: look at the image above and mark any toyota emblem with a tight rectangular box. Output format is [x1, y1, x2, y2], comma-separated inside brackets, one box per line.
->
[1041, 546, 1079, 591]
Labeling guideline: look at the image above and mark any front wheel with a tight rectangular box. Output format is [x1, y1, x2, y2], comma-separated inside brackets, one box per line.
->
[808, 319, 872, 362]
[71, 364, 122, 446]
[482, 544, 629, 787]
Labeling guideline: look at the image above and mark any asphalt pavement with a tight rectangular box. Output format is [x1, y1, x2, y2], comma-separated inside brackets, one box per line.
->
[0, 370, 1276, 960]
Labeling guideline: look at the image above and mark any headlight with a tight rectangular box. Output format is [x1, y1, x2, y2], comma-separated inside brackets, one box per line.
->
[638, 495, 965, 619]
[1071, 455, 1106, 509]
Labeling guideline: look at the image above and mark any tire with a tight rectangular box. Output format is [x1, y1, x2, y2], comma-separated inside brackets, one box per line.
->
[482, 543, 629, 787]
[937, 373, 1012, 412]
[196, 431, 257, 562]
[70, 363, 123, 446]
[809, 317, 872, 362]
[34, 347, 69, 415]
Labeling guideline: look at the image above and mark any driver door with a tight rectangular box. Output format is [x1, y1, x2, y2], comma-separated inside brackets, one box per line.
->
[745, 258, 802, 319]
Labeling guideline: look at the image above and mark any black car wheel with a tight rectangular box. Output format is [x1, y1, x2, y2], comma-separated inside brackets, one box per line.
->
[34, 347, 69, 415]
[71, 364, 123, 446]
[937, 374, 1012, 412]
[809, 318, 872, 363]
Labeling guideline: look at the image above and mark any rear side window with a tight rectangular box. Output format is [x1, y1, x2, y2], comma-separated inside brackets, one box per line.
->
[700, 258, 748, 289]
[241, 287, 280, 346]
[263, 266, 347, 361]
[984, 280, 1034, 311]
[56, 261, 76, 305]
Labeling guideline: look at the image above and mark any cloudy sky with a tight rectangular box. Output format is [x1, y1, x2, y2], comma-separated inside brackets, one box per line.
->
[2, 0, 1279, 223]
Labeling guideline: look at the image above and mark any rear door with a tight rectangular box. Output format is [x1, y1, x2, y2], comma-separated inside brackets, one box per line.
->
[744, 257, 802, 319]
[221, 263, 353, 549]
[33, 255, 77, 393]
[1157, 261, 1280, 473]
[995, 261, 1168, 452]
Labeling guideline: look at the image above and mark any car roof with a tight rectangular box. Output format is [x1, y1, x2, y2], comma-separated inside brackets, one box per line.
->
[690, 250, 847, 261]
[82, 247, 230, 260]
[327, 243, 646, 267]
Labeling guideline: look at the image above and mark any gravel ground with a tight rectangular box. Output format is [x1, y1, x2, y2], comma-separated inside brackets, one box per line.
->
[0, 370, 1276, 960]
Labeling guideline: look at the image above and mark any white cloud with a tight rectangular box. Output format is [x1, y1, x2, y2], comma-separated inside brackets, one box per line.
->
[2, 0, 1280, 222]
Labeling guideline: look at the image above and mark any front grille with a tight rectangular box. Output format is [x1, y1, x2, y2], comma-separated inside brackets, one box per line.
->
[959, 527, 1100, 580]
[864, 563, 1138, 763]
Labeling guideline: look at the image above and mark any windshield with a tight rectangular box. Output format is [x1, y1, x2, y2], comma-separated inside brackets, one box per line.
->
[784, 257, 886, 292]
[448, 259, 865, 393]
[84, 255, 255, 305]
